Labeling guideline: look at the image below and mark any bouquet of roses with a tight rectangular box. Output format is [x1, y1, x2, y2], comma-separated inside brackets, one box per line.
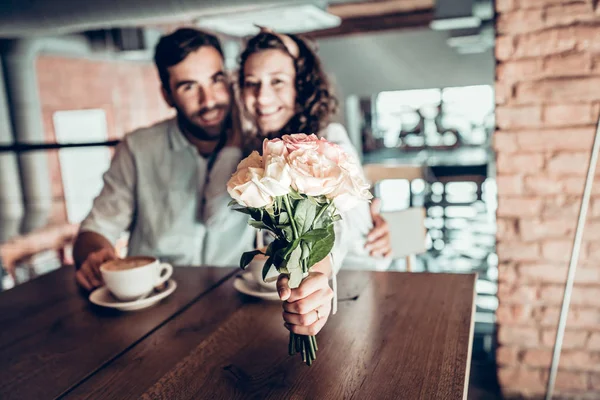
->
[227, 133, 372, 366]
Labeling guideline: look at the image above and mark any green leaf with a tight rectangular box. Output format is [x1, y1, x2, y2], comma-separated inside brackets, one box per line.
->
[301, 241, 311, 260]
[282, 238, 300, 259]
[294, 200, 316, 234]
[307, 225, 335, 268]
[232, 207, 252, 215]
[240, 250, 263, 270]
[282, 226, 294, 241]
[249, 220, 270, 230]
[288, 190, 303, 200]
[278, 211, 290, 225]
[301, 228, 329, 242]
[262, 256, 274, 281]
[287, 246, 303, 289]
[331, 213, 342, 222]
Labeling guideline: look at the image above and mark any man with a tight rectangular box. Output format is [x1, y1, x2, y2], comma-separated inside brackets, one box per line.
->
[73, 28, 336, 337]
[74, 28, 254, 291]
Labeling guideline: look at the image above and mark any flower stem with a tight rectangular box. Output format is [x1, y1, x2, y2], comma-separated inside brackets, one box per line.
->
[283, 194, 299, 240]
[312, 201, 332, 229]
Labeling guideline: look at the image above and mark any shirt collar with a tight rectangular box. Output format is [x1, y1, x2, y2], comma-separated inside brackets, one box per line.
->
[168, 118, 196, 153]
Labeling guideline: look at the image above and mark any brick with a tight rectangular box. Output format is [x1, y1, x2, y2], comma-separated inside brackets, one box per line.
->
[522, 348, 552, 367]
[516, 127, 595, 152]
[498, 281, 538, 303]
[519, 263, 567, 284]
[516, 77, 600, 104]
[581, 221, 600, 240]
[496, 105, 543, 129]
[497, 303, 532, 324]
[497, 59, 543, 82]
[543, 103, 595, 127]
[498, 367, 544, 395]
[547, 152, 590, 176]
[497, 10, 545, 35]
[543, 369, 588, 391]
[538, 285, 564, 305]
[564, 177, 600, 196]
[521, 264, 600, 285]
[495, 82, 513, 105]
[498, 325, 540, 346]
[497, 241, 540, 261]
[517, 0, 586, 9]
[541, 308, 600, 329]
[524, 175, 564, 195]
[543, 53, 592, 77]
[497, 153, 544, 174]
[498, 262, 518, 284]
[542, 240, 582, 262]
[587, 242, 600, 261]
[589, 372, 600, 390]
[559, 351, 596, 370]
[589, 333, 600, 350]
[498, 197, 543, 217]
[497, 175, 523, 196]
[496, 346, 520, 365]
[571, 287, 600, 307]
[514, 28, 578, 59]
[542, 195, 582, 219]
[541, 329, 588, 349]
[545, 3, 596, 28]
[497, 218, 519, 240]
[496, 36, 515, 61]
[519, 219, 574, 241]
[496, 0, 515, 12]
[493, 131, 519, 153]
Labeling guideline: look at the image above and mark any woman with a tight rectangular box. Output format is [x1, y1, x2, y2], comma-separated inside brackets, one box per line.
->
[238, 29, 392, 335]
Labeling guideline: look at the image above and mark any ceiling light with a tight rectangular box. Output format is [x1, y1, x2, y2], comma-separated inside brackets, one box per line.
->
[196, 4, 341, 37]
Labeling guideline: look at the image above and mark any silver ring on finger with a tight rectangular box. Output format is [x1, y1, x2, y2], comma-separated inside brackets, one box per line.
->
[316, 308, 321, 320]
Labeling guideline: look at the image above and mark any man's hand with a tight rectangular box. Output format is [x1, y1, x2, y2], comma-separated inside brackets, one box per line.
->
[277, 257, 334, 336]
[365, 199, 392, 258]
[75, 247, 117, 291]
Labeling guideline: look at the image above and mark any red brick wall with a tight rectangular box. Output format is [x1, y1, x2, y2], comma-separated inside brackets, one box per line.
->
[36, 55, 173, 224]
[495, 0, 600, 397]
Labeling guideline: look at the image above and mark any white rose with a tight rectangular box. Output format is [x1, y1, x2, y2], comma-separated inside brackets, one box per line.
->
[227, 151, 273, 208]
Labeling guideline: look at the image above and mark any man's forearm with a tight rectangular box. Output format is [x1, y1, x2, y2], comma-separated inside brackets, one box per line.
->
[72, 231, 114, 269]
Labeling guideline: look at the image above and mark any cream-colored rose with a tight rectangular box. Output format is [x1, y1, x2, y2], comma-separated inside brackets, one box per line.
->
[262, 155, 292, 196]
[227, 151, 273, 208]
[328, 159, 373, 212]
[263, 138, 288, 159]
[287, 147, 343, 197]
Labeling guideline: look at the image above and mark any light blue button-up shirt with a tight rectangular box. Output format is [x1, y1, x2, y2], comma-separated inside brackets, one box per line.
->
[80, 118, 255, 266]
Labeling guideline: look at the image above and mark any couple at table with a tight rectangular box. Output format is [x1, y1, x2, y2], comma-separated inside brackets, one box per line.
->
[73, 27, 392, 336]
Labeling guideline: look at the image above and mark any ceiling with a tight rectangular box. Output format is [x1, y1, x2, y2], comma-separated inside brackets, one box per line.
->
[0, 0, 434, 39]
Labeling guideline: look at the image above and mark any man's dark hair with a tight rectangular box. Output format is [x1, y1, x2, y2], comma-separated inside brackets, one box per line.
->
[154, 28, 224, 92]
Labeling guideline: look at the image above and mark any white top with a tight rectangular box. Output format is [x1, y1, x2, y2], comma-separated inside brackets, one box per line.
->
[79, 118, 255, 266]
[319, 123, 392, 272]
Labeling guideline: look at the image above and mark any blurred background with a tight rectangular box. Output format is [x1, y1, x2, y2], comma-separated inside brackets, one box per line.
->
[3, 0, 599, 398]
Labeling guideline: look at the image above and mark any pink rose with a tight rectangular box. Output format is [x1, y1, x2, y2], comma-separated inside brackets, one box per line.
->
[282, 133, 321, 153]
[287, 147, 344, 197]
[227, 151, 273, 208]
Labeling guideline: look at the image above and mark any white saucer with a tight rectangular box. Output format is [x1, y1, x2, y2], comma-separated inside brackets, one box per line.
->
[233, 272, 280, 301]
[89, 279, 177, 311]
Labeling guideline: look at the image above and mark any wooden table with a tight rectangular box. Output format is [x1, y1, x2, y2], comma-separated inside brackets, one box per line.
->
[0, 266, 476, 400]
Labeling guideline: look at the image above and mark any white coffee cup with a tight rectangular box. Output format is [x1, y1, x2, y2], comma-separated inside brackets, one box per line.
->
[246, 255, 279, 291]
[100, 256, 173, 302]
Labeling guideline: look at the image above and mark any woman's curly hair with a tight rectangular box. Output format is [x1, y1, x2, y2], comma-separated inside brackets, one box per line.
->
[238, 32, 338, 150]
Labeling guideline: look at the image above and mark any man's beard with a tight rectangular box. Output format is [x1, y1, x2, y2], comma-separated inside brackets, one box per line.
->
[177, 103, 229, 141]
